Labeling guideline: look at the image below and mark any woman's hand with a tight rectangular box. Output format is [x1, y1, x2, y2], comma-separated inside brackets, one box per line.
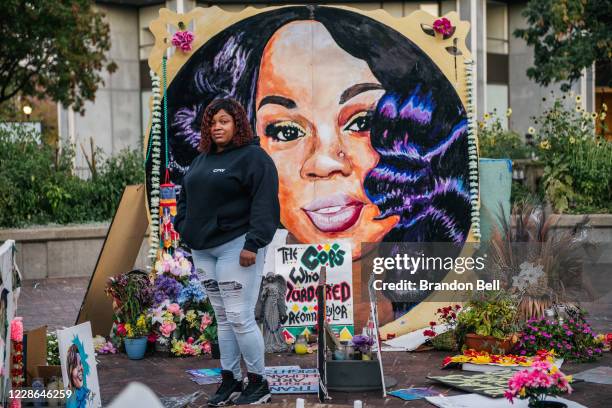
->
[239, 249, 257, 267]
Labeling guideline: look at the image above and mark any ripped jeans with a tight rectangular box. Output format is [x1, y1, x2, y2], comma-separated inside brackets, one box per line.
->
[191, 234, 266, 378]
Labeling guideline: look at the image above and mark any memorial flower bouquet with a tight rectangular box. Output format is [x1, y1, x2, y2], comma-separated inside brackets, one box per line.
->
[423, 304, 462, 351]
[149, 250, 218, 356]
[505, 359, 573, 407]
[516, 309, 603, 362]
[106, 269, 155, 344]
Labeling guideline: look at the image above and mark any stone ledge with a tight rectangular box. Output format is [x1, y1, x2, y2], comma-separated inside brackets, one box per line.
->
[0, 223, 150, 242]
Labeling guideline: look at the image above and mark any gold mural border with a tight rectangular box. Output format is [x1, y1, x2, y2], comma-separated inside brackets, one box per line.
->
[148, 5, 471, 107]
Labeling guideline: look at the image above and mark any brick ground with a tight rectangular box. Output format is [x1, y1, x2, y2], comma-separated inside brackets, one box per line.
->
[18, 278, 612, 407]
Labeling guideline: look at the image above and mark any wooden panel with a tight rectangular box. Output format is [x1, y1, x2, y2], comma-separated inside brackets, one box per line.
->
[76, 185, 148, 336]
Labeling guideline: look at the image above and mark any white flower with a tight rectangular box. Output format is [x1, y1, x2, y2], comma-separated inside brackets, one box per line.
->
[528, 127, 536, 135]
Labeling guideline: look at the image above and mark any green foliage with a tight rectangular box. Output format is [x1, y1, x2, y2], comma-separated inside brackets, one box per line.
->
[533, 96, 611, 213]
[514, 0, 612, 91]
[478, 112, 534, 160]
[0, 126, 144, 228]
[46, 332, 60, 366]
[0, 0, 117, 112]
[456, 292, 519, 341]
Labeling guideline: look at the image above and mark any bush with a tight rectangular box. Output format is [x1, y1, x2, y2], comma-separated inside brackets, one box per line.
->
[533, 96, 611, 214]
[0, 126, 144, 228]
[478, 112, 534, 160]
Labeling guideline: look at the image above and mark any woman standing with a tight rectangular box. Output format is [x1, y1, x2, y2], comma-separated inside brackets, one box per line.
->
[174, 98, 280, 406]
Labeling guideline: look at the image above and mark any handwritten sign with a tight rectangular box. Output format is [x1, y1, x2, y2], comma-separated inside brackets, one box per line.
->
[275, 242, 353, 340]
[265, 368, 319, 394]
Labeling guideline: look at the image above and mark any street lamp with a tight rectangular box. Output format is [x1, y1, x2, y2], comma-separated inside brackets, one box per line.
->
[22, 105, 32, 119]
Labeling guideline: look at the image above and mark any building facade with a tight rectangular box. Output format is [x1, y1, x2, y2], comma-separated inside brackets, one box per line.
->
[58, 0, 599, 175]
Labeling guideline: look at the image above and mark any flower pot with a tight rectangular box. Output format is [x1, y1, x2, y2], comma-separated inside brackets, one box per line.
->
[464, 333, 513, 354]
[211, 342, 220, 359]
[528, 400, 567, 408]
[124, 337, 148, 360]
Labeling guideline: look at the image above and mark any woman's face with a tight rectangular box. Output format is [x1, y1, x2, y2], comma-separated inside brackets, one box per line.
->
[211, 109, 236, 150]
[257, 21, 399, 259]
[71, 353, 84, 389]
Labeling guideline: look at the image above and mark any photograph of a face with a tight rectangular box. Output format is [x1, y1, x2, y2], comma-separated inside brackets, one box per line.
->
[57, 322, 101, 408]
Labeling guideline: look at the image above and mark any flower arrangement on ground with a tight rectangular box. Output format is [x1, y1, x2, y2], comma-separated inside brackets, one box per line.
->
[442, 349, 554, 368]
[106, 269, 154, 345]
[149, 249, 217, 356]
[423, 304, 461, 351]
[516, 309, 603, 362]
[505, 358, 572, 407]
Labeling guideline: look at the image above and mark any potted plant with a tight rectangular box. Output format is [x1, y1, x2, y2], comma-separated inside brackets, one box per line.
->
[121, 314, 151, 360]
[455, 291, 519, 354]
[106, 270, 154, 359]
[505, 359, 573, 408]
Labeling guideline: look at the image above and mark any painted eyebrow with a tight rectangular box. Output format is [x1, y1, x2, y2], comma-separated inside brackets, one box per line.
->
[257, 95, 297, 110]
[339, 83, 384, 104]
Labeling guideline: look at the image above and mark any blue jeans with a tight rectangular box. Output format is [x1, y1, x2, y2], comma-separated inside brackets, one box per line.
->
[191, 234, 266, 378]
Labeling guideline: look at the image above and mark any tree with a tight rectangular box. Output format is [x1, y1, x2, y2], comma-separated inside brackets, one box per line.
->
[514, 0, 612, 91]
[0, 0, 117, 113]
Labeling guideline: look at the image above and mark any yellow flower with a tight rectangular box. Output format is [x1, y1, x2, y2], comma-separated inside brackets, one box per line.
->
[484, 113, 491, 120]
[566, 375, 573, 383]
[540, 140, 551, 150]
[603, 103, 608, 112]
[528, 126, 536, 135]
[125, 323, 134, 338]
[601, 112, 607, 120]
[575, 105, 583, 112]
[575, 95, 582, 104]
[473, 355, 491, 364]
[582, 111, 590, 119]
[591, 112, 598, 119]
[519, 387, 526, 397]
[569, 137, 576, 144]
[506, 108, 513, 117]
[478, 121, 485, 129]
[136, 315, 147, 330]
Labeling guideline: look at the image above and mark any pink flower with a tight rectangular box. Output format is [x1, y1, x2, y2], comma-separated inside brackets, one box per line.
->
[172, 30, 194, 52]
[148, 333, 158, 343]
[432, 17, 453, 36]
[200, 313, 213, 331]
[202, 341, 212, 354]
[160, 322, 177, 337]
[10, 317, 23, 342]
[117, 323, 127, 337]
[167, 303, 181, 315]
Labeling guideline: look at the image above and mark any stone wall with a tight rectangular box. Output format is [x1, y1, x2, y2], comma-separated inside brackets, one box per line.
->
[0, 224, 149, 280]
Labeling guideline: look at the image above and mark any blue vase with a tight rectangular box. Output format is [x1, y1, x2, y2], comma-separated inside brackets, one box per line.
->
[124, 337, 148, 360]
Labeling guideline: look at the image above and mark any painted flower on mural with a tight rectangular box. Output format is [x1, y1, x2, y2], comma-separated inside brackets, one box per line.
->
[432, 17, 454, 37]
[172, 30, 194, 52]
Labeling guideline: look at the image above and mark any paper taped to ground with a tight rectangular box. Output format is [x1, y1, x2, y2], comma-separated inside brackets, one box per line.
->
[572, 366, 612, 385]
[382, 324, 450, 351]
[425, 393, 586, 408]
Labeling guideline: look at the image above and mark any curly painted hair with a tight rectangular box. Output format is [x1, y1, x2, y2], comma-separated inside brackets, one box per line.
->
[199, 98, 253, 153]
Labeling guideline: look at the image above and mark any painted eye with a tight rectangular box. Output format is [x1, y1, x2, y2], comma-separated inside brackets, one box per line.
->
[265, 121, 306, 142]
[344, 111, 372, 133]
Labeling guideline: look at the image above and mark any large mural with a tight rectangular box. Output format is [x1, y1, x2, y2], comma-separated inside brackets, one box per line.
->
[146, 5, 477, 332]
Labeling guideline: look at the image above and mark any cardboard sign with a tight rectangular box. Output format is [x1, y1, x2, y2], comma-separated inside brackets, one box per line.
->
[265, 368, 319, 394]
[57, 322, 101, 408]
[274, 243, 353, 340]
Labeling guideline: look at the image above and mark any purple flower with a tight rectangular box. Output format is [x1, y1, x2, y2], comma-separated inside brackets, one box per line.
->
[520, 350, 526, 355]
[565, 344, 572, 350]
[587, 349, 593, 355]
[595, 348, 602, 354]
[550, 341, 555, 346]
[153, 274, 183, 304]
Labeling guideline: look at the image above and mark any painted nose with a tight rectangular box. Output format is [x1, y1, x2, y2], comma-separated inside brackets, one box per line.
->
[300, 128, 351, 179]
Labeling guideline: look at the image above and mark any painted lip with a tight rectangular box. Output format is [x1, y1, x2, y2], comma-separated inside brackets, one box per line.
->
[302, 193, 365, 233]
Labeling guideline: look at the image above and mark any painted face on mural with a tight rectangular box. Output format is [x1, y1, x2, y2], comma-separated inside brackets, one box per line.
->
[257, 21, 399, 258]
[71, 352, 84, 389]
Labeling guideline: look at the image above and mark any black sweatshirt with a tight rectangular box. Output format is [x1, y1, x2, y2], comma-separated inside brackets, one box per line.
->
[174, 138, 280, 252]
